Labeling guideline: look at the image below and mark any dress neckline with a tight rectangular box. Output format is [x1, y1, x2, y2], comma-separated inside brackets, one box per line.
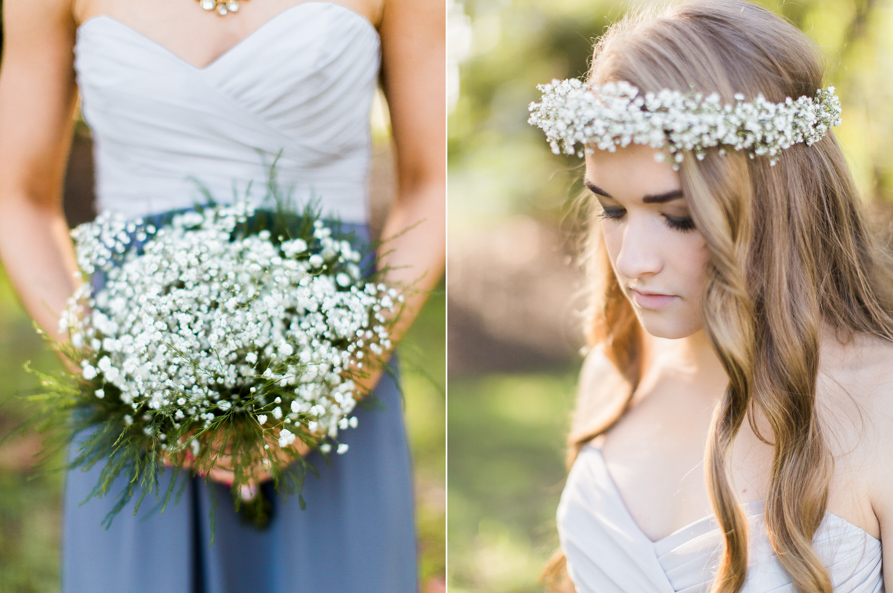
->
[583, 444, 880, 548]
[76, 2, 378, 72]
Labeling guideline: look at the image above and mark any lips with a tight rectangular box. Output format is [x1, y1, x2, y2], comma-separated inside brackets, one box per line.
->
[630, 288, 677, 310]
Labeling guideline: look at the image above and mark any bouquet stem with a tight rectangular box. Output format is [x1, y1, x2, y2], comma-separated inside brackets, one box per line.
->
[234, 482, 274, 529]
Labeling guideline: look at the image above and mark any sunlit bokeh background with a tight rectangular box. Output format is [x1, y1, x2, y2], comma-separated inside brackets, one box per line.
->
[0, 43, 445, 593]
[448, 0, 893, 591]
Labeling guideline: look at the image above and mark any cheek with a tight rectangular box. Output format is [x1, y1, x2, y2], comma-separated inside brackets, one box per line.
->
[600, 225, 623, 268]
[684, 236, 711, 290]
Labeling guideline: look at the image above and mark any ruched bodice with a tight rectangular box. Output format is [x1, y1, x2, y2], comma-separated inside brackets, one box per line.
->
[558, 445, 884, 593]
[74, 2, 380, 222]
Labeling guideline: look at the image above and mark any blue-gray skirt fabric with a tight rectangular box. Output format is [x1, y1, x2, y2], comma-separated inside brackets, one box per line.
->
[61, 221, 417, 593]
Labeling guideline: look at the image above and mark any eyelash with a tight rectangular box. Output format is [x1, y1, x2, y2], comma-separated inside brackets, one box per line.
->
[598, 207, 697, 233]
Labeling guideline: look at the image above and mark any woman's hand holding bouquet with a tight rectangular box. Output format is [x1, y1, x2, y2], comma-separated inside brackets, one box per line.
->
[31, 198, 402, 531]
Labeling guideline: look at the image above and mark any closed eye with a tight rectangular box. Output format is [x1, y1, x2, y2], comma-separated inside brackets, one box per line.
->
[597, 206, 625, 221]
[664, 215, 696, 232]
[597, 207, 696, 232]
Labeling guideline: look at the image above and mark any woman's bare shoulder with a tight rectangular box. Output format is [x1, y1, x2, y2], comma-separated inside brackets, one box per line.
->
[570, 347, 628, 437]
[854, 336, 893, 534]
[825, 333, 893, 417]
[578, 346, 615, 388]
[820, 333, 893, 520]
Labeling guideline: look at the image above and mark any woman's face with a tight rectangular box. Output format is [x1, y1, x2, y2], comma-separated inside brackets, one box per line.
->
[585, 145, 709, 339]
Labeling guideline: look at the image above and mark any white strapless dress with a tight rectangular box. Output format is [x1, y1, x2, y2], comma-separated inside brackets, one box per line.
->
[62, 5, 417, 593]
[558, 445, 884, 593]
[75, 2, 378, 222]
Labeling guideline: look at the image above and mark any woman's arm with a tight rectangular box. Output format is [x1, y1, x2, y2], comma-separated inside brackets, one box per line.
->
[855, 345, 893, 589]
[201, 0, 447, 484]
[872, 421, 893, 590]
[374, 0, 446, 352]
[0, 0, 80, 339]
[208, 0, 447, 481]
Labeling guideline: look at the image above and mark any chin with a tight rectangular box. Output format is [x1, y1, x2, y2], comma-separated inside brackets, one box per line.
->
[636, 313, 702, 340]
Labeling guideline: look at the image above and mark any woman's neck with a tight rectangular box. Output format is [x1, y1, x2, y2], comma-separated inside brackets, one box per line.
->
[640, 330, 729, 399]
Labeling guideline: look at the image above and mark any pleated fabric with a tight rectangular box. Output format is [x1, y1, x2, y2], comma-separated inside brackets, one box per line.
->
[63, 6, 418, 591]
[74, 2, 380, 223]
[558, 445, 883, 593]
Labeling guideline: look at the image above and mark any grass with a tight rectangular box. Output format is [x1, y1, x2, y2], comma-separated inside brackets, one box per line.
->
[402, 286, 446, 588]
[0, 273, 65, 593]
[447, 369, 579, 593]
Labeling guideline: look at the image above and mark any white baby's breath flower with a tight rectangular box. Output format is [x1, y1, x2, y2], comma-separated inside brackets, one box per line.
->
[63, 201, 401, 476]
[278, 429, 297, 448]
[528, 79, 842, 168]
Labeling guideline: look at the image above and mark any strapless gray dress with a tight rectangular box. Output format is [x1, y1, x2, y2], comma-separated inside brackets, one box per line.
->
[62, 4, 417, 592]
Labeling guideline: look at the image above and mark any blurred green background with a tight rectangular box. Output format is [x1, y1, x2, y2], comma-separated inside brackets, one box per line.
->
[447, 0, 893, 592]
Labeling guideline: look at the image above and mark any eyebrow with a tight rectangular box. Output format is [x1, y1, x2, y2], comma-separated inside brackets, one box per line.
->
[585, 181, 684, 204]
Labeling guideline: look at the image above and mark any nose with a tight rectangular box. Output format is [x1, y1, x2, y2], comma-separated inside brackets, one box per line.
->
[613, 218, 663, 280]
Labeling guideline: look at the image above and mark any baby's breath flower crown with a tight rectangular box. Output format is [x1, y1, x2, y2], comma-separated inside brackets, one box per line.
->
[528, 78, 842, 168]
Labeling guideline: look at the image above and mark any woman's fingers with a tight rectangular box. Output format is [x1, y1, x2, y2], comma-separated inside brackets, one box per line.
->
[161, 449, 194, 470]
[290, 435, 313, 458]
[206, 466, 238, 485]
[238, 483, 259, 501]
[159, 428, 318, 487]
[352, 366, 384, 400]
[203, 435, 312, 486]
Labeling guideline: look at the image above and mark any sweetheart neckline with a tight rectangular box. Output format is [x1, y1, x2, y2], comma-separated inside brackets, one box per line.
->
[75, 2, 378, 72]
[582, 444, 881, 547]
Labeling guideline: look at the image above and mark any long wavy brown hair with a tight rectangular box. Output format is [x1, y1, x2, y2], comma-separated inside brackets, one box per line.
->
[544, 1, 893, 592]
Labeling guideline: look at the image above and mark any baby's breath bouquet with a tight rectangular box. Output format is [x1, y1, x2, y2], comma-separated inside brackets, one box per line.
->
[31, 197, 401, 530]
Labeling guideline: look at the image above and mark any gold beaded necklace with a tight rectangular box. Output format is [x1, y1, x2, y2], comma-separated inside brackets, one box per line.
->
[197, 0, 246, 16]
